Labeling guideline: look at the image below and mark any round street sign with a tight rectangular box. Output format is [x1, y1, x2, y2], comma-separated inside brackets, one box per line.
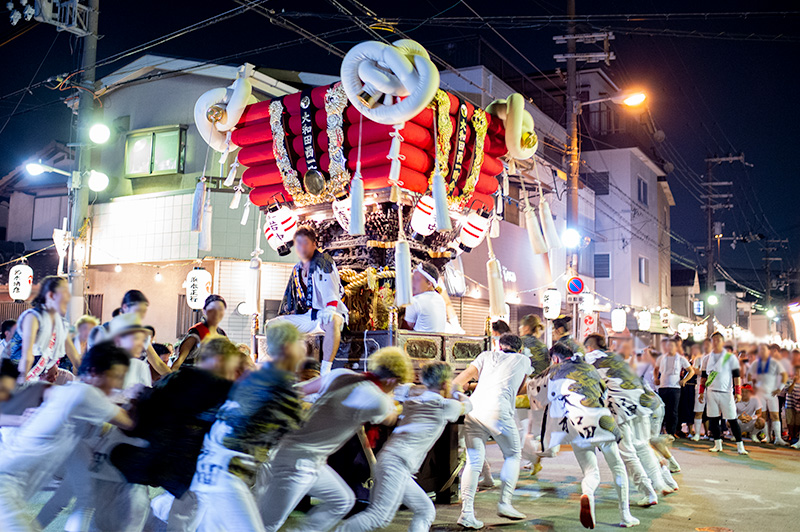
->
[567, 276, 584, 295]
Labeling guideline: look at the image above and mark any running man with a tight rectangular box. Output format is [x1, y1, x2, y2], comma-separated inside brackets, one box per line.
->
[453, 334, 532, 528]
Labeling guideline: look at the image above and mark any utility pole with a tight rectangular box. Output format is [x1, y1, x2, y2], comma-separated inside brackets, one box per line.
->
[67, 0, 100, 322]
[702, 153, 747, 336]
[762, 240, 787, 308]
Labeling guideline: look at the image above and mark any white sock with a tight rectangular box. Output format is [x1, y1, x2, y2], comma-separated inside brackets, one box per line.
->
[668, 456, 680, 469]
[693, 419, 702, 436]
[321, 360, 333, 375]
[771, 421, 783, 442]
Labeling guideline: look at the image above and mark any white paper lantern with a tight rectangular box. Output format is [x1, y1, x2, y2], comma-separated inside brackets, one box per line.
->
[265, 204, 298, 245]
[611, 308, 627, 332]
[693, 324, 707, 341]
[331, 193, 351, 232]
[185, 268, 212, 310]
[8, 264, 33, 301]
[659, 308, 672, 328]
[677, 322, 692, 340]
[542, 288, 561, 320]
[409, 195, 437, 240]
[264, 224, 291, 257]
[457, 211, 491, 252]
[637, 310, 652, 331]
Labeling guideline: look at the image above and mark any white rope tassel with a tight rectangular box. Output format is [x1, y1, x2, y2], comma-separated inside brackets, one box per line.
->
[349, 163, 366, 235]
[394, 240, 413, 306]
[230, 186, 243, 210]
[191, 179, 206, 233]
[199, 198, 213, 251]
[525, 205, 548, 254]
[540, 196, 562, 250]
[224, 158, 239, 187]
[486, 237, 505, 318]
[240, 200, 251, 226]
[431, 167, 452, 231]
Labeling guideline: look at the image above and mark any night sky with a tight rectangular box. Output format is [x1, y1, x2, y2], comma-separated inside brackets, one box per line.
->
[1, 1, 797, 300]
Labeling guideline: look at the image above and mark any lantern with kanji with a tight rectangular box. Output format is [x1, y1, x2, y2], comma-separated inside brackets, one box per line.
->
[8, 263, 33, 301]
[185, 268, 212, 310]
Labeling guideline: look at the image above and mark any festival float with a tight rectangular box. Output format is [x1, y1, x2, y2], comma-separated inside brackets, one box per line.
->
[192, 39, 560, 373]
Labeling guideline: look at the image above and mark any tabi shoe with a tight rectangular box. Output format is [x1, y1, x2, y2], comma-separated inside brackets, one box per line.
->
[709, 439, 723, 452]
[661, 465, 679, 491]
[736, 441, 749, 455]
[620, 512, 641, 528]
[580, 494, 596, 529]
[457, 512, 484, 529]
[637, 494, 658, 507]
[497, 503, 526, 520]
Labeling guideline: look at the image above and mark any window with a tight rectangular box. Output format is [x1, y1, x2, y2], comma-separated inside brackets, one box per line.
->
[637, 176, 648, 206]
[125, 126, 186, 177]
[638, 257, 650, 285]
[581, 172, 609, 196]
[594, 253, 610, 278]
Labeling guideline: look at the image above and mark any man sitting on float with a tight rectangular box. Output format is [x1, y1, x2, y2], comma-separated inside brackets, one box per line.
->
[402, 262, 447, 333]
[271, 226, 346, 375]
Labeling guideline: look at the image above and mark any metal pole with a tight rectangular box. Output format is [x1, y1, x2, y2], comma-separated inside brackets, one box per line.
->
[706, 160, 715, 337]
[68, 0, 100, 323]
[565, 0, 579, 337]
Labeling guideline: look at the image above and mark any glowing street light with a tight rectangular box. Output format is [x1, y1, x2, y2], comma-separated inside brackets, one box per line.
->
[620, 92, 646, 106]
[766, 308, 776, 319]
[562, 228, 582, 249]
[88, 170, 109, 192]
[707, 294, 719, 306]
[26, 162, 70, 177]
[89, 123, 111, 144]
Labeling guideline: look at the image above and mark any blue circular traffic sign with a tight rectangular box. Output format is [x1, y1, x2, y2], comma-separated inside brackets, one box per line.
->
[567, 276, 584, 295]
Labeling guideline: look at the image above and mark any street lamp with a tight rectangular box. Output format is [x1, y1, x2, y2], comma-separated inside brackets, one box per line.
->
[88, 170, 109, 192]
[766, 308, 776, 319]
[25, 162, 71, 177]
[578, 90, 647, 110]
[88, 123, 111, 144]
[707, 294, 719, 306]
[562, 228, 582, 249]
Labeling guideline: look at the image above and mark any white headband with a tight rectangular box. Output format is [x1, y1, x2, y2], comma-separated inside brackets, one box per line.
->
[415, 264, 437, 286]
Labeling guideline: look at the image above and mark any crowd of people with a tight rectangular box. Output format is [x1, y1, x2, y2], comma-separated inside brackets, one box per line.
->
[0, 227, 797, 531]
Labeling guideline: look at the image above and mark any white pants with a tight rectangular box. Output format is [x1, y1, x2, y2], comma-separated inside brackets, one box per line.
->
[706, 391, 737, 419]
[461, 414, 521, 514]
[338, 453, 434, 532]
[740, 420, 758, 435]
[269, 312, 325, 334]
[36, 456, 95, 532]
[758, 392, 780, 413]
[258, 458, 355, 532]
[196, 470, 265, 532]
[617, 418, 663, 495]
[572, 440, 631, 520]
[91, 480, 149, 532]
[166, 491, 201, 532]
[0, 472, 41, 532]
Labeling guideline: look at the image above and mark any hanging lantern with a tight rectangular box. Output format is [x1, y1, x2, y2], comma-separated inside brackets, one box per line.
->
[611, 308, 627, 333]
[659, 308, 672, 328]
[264, 224, 291, 257]
[265, 202, 298, 250]
[8, 263, 33, 301]
[637, 310, 652, 331]
[456, 210, 491, 252]
[184, 268, 212, 310]
[693, 324, 707, 341]
[331, 192, 351, 232]
[542, 288, 561, 320]
[677, 322, 692, 340]
[409, 195, 437, 241]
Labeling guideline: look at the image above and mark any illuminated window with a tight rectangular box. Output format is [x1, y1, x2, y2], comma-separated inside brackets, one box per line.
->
[125, 126, 186, 177]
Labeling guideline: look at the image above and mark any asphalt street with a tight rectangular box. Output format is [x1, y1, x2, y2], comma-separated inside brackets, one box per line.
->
[27, 438, 799, 531]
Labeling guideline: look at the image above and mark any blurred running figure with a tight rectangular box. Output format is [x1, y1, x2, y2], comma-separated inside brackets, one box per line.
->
[453, 334, 532, 529]
[258, 347, 412, 532]
[584, 334, 672, 508]
[548, 343, 638, 529]
[338, 361, 471, 532]
[699, 332, 748, 454]
[191, 322, 305, 531]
